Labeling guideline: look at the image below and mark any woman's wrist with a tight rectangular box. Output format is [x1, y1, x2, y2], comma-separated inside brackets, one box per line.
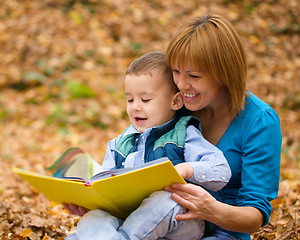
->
[206, 201, 263, 234]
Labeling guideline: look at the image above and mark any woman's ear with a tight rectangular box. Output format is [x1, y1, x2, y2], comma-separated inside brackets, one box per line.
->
[172, 92, 183, 110]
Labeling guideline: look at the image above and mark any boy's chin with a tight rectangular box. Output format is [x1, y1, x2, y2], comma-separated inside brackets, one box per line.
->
[134, 125, 145, 133]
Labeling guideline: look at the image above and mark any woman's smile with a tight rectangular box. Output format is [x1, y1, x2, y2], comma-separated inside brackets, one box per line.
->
[183, 93, 200, 99]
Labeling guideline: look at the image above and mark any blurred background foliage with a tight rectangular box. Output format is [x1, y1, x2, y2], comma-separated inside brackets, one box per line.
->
[0, 0, 299, 239]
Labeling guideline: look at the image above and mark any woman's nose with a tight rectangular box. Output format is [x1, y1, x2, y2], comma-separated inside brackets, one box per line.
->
[176, 76, 190, 90]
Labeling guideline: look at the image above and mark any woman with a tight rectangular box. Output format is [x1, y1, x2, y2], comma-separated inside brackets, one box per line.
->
[164, 14, 282, 240]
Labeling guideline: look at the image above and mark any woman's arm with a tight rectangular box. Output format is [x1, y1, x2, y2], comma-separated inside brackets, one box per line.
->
[165, 183, 263, 234]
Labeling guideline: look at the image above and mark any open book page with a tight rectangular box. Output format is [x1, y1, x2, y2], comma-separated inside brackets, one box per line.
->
[87, 158, 171, 183]
[48, 147, 104, 180]
[48, 148, 173, 184]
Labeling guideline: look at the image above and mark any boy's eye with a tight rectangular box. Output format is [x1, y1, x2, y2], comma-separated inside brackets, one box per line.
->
[127, 99, 133, 103]
[142, 99, 151, 102]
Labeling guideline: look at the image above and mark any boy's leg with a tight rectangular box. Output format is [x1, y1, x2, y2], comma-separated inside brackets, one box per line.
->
[68, 191, 204, 240]
[118, 191, 204, 240]
[74, 209, 125, 240]
[65, 233, 79, 240]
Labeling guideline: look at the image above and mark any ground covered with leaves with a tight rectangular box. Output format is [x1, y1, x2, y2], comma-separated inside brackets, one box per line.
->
[0, 0, 299, 239]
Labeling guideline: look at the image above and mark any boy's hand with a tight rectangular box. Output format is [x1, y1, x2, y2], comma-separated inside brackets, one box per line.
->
[175, 163, 194, 179]
[62, 203, 89, 216]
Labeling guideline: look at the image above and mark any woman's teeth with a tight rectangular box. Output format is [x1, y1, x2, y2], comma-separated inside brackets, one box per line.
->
[184, 93, 199, 98]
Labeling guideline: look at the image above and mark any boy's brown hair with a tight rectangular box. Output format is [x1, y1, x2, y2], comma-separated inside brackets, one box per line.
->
[126, 51, 178, 92]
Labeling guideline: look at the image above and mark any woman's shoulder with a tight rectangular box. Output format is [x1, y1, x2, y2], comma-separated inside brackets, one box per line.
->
[231, 92, 281, 136]
[239, 92, 279, 121]
[245, 92, 272, 110]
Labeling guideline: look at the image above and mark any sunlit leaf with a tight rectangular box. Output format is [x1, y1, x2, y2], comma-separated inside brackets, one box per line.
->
[21, 228, 32, 237]
[70, 11, 83, 25]
[67, 81, 96, 99]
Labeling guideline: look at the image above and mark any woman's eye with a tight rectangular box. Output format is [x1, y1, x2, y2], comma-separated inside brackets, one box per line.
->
[142, 99, 151, 102]
[127, 99, 133, 103]
[190, 74, 200, 79]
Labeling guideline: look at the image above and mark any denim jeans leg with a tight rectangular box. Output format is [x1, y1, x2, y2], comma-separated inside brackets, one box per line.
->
[75, 209, 125, 240]
[65, 233, 79, 240]
[118, 190, 204, 240]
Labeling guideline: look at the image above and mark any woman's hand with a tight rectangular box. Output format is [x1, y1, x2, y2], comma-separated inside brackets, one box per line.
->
[165, 183, 263, 234]
[165, 183, 218, 221]
[62, 203, 89, 216]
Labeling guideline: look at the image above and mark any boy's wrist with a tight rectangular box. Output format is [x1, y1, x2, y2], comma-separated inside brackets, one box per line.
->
[175, 163, 194, 179]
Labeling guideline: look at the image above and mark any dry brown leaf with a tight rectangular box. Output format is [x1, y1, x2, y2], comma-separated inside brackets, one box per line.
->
[0, 0, 299, 239]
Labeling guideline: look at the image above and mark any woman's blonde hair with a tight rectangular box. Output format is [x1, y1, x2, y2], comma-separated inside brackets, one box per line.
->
[166, 14, 247, 117]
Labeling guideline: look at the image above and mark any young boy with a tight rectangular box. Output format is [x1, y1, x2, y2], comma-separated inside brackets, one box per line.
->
[66, 51, 231, 240]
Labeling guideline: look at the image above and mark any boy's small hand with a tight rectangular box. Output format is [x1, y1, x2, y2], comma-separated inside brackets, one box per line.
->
[175, 163, 194, 179]
[62, 203, 89, 216]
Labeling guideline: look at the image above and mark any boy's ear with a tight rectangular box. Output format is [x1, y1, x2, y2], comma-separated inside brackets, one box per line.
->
[171, 92, 183, 110]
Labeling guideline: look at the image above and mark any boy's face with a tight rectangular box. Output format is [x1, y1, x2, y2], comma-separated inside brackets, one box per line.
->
[125, 70, 182, 133]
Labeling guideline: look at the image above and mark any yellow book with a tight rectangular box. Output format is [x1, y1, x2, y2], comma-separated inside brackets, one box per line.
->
[13, 157, 186, 219]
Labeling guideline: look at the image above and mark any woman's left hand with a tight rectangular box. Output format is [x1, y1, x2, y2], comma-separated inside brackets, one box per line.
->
[165, 183, 219, 222]
[62, 203, 89, 216]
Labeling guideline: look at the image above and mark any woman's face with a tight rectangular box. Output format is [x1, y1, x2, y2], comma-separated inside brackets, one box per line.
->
[172, 61, 225, 112]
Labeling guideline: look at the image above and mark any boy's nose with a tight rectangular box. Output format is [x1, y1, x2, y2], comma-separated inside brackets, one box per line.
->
[132, 101, 141, 111]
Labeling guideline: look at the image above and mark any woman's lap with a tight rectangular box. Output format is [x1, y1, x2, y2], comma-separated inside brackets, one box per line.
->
[202, 230, 237, 240]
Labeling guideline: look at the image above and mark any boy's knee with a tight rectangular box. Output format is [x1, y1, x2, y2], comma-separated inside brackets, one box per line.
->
[81, 209, 107, 220]
[149, 190, 172, 200]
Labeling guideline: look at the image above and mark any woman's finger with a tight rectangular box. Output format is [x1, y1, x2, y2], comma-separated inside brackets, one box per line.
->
[170, 192, 196, 210]
[62, 203, 74, 214]
[62, 203, 84, 216]
[78, 206, 89, 216]
[171, 183, 205, 196]
[175, 210, 199, 221]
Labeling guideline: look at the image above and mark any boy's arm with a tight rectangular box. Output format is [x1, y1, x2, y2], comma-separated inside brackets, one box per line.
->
[183, 125, 231, 192]
[100, 137, 118, 170]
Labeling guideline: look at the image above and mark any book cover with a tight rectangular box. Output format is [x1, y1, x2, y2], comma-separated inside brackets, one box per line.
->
[13, 157, 186, 219]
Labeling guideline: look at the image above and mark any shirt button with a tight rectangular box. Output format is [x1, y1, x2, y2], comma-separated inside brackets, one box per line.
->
[201, 175, 206, 180]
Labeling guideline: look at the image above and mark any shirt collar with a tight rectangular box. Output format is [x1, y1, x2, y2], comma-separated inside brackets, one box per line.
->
[124, 118, 176, 137]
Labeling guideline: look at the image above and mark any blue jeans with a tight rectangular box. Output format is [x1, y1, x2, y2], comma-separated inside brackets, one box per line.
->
[65, 191, 204, 240]
[202, 230, 237, 240]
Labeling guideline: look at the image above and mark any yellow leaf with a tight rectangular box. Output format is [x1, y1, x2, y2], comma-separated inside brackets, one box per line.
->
[70, 11, 83, 25]
[249, 35, 260, 45]
[263, 232, 277, 240]
[21, 228, 32, 237]
[42, 233, 48, 240]
[47, 210, 57, 215]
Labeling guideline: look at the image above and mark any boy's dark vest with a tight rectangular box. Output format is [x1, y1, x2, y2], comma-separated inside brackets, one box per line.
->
[113, 116, 201, 168]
